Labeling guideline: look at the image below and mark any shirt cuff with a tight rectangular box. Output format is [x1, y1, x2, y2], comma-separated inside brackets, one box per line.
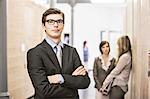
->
[59, 74, 64, 84]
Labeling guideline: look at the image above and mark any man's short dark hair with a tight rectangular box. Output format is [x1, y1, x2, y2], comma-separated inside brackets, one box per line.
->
[42, 8, 64, 26]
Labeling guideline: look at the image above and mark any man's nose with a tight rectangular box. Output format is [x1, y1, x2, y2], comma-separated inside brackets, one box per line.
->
[53, 21, 59, 26]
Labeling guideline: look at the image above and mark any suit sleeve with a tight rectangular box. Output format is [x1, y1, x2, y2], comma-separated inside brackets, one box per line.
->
[61, 48, 90, 89]
[27, 49, 69, 97]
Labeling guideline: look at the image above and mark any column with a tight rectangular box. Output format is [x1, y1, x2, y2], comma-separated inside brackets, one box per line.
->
[0, 0, 9, 99]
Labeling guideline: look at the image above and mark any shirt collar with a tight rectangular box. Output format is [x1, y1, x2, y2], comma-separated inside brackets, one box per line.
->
[98, 54, 114, 71]
[99, 54, 113, 61]
[45, 36, 64, 49]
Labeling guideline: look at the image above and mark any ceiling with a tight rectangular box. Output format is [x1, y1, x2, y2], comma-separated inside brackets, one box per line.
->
[57, 0, 91, 6]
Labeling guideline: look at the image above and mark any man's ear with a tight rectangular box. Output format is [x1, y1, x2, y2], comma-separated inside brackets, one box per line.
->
[42, 24, 46, 31]
[42, 24, 46, 32]
[42, 24, 45, 29]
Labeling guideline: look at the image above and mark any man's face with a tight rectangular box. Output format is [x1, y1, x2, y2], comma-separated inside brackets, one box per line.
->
[43, 14, 64, 39]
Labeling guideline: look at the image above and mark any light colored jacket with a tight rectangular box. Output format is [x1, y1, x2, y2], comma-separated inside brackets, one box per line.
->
[102, 52, 132, 93]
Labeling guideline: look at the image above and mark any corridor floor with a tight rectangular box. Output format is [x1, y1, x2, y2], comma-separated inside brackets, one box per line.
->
[78, 70, 96, 99]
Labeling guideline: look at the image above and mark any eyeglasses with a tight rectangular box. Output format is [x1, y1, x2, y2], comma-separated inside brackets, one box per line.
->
[46, 19, 64, 25]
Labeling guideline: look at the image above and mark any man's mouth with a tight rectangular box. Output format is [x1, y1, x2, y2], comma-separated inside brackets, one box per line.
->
[52, 29, 60, 32]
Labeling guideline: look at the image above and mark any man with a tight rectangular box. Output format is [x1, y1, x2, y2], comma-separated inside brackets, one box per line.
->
[27, 8, 90, 99]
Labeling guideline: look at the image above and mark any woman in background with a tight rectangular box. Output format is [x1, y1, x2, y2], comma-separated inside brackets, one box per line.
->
[101, 35, 132, 99]
[93, 41, 116, 99]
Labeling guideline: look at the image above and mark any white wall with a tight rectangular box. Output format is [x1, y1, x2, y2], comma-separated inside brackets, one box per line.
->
[73, 3, 125, 69]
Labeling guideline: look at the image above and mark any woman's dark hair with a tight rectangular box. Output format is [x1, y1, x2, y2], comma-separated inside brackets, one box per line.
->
[99, 41, 110, 54]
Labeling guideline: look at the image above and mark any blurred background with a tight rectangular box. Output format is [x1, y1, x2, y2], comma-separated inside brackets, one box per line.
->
[0, 0, 150, 99]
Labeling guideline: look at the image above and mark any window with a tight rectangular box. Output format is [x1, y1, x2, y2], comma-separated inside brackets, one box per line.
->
[32, 0, 50, 7]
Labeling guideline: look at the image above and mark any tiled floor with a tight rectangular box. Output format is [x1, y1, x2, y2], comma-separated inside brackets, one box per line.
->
[79, 70, 96, 99]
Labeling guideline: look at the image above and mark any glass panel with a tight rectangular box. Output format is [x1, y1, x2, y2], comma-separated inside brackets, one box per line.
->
[91, 0, 125, 3]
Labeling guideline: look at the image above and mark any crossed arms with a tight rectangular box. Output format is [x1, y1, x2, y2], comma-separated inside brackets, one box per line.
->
[27, 48, 90, 97]
[48, 66, 87, 84]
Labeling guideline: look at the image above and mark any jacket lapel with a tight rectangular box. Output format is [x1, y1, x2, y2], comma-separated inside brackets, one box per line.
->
[41, 40, 61, 70]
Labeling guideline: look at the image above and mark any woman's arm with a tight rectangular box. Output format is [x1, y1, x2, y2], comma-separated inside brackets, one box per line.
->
[101, 53, 131, 90]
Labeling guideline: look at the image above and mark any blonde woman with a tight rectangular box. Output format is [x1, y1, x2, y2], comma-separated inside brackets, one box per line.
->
[93, 41, 116, 99]
[101, 35, 132, 99]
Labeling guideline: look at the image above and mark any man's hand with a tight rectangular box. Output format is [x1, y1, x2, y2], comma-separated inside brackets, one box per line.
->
[72, 66, 87, 76]
[48, 74, 62, 84]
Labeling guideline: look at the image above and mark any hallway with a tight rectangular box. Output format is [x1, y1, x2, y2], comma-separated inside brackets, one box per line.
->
[0, 0, 150, 99]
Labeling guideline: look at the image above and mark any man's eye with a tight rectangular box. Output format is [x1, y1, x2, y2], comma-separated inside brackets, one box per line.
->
[57, 20, 63, 23]
[49, 20, 55, 23]
[57, 20, 61, 23]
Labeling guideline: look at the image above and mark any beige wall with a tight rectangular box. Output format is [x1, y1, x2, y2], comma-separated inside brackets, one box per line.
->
[7, 0, 47, 98]
[126, 0, 150, 99]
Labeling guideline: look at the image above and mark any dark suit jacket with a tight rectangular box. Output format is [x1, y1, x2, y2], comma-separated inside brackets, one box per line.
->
[27, 40, 90, 99]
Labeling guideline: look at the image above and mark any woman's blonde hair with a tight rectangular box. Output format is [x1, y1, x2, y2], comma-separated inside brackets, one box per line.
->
[117, 35, 132, 58]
